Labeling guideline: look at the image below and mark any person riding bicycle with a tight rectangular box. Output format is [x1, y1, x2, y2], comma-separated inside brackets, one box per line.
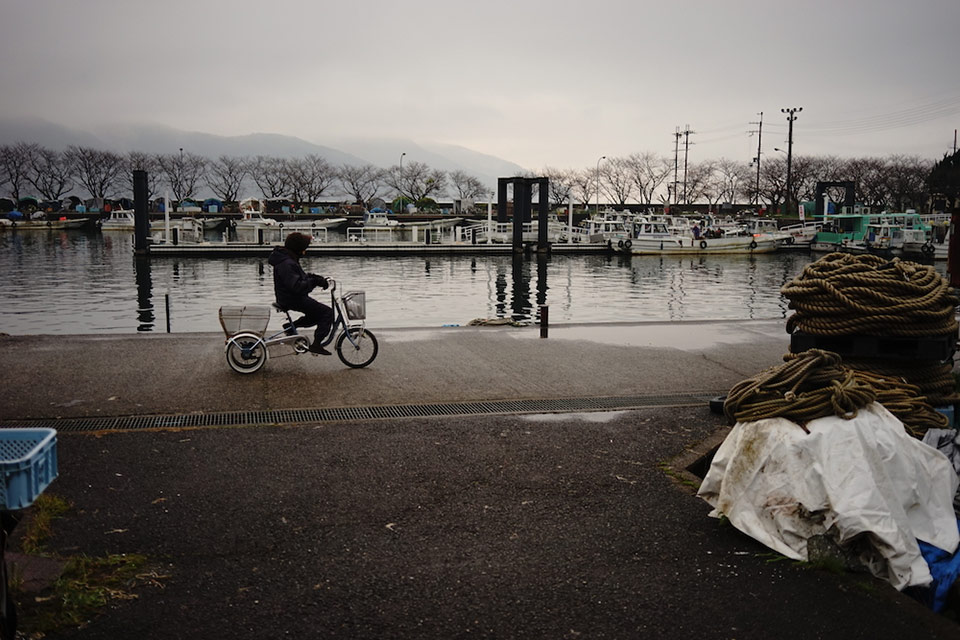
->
[268, 232, 334, 355]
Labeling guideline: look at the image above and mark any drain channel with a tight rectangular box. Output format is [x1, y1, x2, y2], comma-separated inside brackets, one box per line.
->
[2, 393, 720, 433]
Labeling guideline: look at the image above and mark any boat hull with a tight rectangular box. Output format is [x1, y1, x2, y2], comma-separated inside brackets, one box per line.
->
[625, 235, 777, 255]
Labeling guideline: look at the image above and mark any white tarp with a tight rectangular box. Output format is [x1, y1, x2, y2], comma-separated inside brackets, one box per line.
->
[698, 403, 959, 590]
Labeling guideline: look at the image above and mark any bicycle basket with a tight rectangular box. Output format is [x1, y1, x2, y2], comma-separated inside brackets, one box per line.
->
[342, 291, 366, 320]
[218, 305, 272, 337]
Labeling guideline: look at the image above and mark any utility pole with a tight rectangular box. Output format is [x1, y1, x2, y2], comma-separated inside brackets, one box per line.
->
[672, 127, 681, 210]
[750, 112, 763, 206]
[682, 125, 694, 206]
[781, 107, 802, 216]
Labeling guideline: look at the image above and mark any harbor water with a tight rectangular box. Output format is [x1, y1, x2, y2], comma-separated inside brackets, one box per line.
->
[0, 228, 936, 335]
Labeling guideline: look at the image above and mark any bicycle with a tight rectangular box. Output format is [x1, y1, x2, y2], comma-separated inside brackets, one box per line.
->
[220, 279, 379, 374]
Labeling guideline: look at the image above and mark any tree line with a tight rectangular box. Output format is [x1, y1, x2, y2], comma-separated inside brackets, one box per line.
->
[1, 141, 956, 214]
[541, 152, 947, 214]
[0, 142, 490, 209]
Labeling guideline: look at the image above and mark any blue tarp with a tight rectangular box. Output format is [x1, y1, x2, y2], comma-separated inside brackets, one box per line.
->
[917, 520, 960, 612]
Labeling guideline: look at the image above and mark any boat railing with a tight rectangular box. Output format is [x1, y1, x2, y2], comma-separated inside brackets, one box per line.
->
[346, 226, 400, 243]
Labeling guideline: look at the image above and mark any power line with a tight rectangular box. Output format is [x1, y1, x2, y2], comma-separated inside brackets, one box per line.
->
[803, 94, 960, 135]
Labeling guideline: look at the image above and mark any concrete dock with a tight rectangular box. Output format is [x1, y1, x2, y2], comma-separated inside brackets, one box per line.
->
[0, 320, 956, 639]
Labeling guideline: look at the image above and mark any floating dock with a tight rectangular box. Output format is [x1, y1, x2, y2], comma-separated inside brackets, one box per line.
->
[147, 241, 613, 257]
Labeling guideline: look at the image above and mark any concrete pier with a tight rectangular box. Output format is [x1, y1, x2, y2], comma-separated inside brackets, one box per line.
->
[0, 321, 955, 639]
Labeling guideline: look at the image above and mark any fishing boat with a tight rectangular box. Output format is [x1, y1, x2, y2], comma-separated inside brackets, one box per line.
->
[896, 215, 949, 261]
[616, 220, 777, 255]
[809, 213, 877, 252]
[0, 214, 91, 230]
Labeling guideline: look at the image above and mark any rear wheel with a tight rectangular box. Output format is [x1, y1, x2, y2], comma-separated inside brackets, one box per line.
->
[226, 335, 267, 374]
[336, 328, 379, 368]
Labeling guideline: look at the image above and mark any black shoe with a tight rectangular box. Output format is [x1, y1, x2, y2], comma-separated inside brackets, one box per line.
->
[308, 343, 331, 356]
[282, 322, 296, 336]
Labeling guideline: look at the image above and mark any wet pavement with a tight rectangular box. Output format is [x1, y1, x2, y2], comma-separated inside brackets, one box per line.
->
[0, 321, 957, 639]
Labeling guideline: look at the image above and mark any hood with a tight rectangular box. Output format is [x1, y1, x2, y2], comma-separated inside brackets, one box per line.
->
[268, 246, 296, 266]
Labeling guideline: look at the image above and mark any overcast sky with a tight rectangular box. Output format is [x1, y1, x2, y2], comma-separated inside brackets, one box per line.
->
[2, 0, 959, 170]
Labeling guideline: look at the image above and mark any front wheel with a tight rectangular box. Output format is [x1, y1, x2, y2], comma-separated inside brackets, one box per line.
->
[225, 334, 267, 374]
[336, 328, 379, 368]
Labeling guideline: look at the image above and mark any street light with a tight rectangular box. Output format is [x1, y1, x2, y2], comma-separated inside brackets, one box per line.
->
[596, 156, 606, 216]
[398, 152, 406, 212]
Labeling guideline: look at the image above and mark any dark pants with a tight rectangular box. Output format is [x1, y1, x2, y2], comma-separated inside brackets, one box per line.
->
[287, 296, 334, 344]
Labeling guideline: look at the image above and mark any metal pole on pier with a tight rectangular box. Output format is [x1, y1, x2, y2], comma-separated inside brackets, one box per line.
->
[487, 199, 493, 245]
[567, 200, 573, 244]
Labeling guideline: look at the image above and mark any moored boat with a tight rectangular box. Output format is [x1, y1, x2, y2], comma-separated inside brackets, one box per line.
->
[617, 220, 777, 255]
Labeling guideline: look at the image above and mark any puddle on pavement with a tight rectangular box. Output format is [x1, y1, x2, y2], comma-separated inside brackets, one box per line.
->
[520, 322, 787, 351]
[520, 411, 629, 423]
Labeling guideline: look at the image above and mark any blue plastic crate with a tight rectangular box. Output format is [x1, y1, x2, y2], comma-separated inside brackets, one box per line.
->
[0, 429, 58, 510]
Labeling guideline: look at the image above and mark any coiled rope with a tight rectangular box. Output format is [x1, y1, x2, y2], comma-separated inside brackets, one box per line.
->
[724, 349, 948, 437]
[781, 252, 958, 336]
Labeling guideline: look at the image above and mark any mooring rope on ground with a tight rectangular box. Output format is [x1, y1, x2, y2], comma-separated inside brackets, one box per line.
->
[781, 253, 959, 337]
[724, 349, 948, 437]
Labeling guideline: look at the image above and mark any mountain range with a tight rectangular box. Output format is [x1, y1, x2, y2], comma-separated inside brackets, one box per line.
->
[0, 116, 527, 197]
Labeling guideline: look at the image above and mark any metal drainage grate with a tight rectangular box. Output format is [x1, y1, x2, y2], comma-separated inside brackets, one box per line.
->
[2, 392, 721, 434]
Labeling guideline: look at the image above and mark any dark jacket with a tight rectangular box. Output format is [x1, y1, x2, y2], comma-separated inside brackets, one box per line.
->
[268, 246, 318, 309]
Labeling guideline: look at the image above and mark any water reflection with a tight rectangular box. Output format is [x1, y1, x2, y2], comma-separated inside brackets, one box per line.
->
[133, 255, 154, 331]
[3, 230, 945, 335]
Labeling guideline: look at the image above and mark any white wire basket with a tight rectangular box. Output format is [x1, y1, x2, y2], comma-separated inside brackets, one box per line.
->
[342, 291, 366, 320]
[218, 305, 272, 337]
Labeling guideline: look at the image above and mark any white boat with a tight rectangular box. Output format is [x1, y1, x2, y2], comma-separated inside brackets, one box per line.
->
[899, 220, 950, 261]
[99, 209, 137, 230]
[579, 212, 633, 245]
[100, 209, 224, 232]
[740, 218, 793, 248]
[777, 221, 822, 249]
[233, 211, 279, 229]
[617, 220, 778, 255]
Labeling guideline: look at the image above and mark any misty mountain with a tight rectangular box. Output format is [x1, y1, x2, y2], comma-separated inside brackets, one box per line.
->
[0, 117, 527, 194]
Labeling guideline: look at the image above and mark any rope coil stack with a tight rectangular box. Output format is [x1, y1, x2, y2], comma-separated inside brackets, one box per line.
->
[781, 252, 958, 338]
[780, 252, 960, 418]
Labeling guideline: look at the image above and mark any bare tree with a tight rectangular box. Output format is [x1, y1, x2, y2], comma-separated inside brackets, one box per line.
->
[759, 157, 787, 212]
[248, 155, 290, 199]
[206, 155, 248, 202]
[157, 151, 207, 201]
[28, 146, 74, 201]
[713, 158, 752, 205]
[288, 155, 337, 205]
[625, 152, 670, 206]
[844, 157, 886, 209]
[539, 167, 575, 208]
[338, 163, 384, 207]
[570, 168, 596, 209]
[124, 152, 162, 200]
[0, 142, 39, 201]
[680, 161, 715, 206]
[884, 154, 932, 212]
[385, 161, 447, 203]
[66, 146, 125, 199]
[600, 156, 635, 206]
[448, 170, 488, 201]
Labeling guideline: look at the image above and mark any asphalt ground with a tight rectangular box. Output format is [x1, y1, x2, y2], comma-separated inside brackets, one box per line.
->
[0, 321, 958, 639]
